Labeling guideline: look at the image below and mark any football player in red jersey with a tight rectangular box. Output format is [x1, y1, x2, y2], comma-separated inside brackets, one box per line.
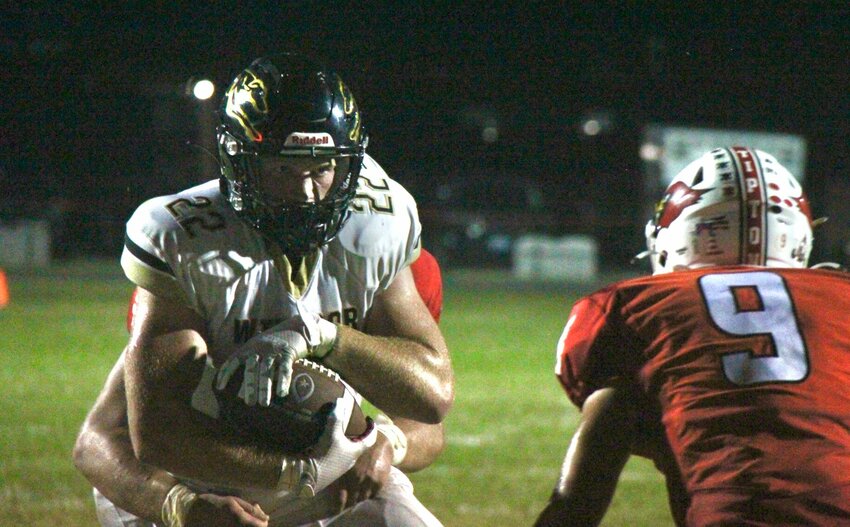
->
[536, 146, 850, 526]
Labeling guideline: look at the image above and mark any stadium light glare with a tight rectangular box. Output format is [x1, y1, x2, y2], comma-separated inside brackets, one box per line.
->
[579, 109, 614, 137]
[582, 119, 601, 136]
[192, 79, 215, 101]
[640, 142, 662, 161]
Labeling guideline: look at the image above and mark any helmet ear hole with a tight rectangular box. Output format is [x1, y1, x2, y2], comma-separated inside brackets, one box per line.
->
[658, 251, 667, 268]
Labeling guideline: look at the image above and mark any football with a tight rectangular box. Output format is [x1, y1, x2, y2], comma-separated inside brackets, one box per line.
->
[216, 359, 369, 454]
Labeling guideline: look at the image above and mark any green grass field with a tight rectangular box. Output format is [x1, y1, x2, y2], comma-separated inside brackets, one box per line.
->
[0, 261, 674, 526]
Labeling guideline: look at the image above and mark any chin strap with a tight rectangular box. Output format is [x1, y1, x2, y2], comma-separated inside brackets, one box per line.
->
[811, 261, 847, 271]
[630, 249, 652, 265]
[161, 483, 198, 527]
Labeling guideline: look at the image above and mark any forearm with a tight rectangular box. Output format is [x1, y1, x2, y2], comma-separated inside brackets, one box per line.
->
[124, 330, 283, 489]
[73, 353, 178, 523]
[536, 387, 636, 527]
[134, 400, 283, 489]
[321, 325, 453, 423]
[75, 425, 275, 527]
[74, 422, 177, 523]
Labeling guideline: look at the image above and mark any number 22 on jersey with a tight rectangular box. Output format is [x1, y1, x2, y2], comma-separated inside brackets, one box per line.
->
[699, 271, 809, 385]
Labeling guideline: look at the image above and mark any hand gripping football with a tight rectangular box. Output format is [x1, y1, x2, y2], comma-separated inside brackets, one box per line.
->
[216, 359, 369, 454]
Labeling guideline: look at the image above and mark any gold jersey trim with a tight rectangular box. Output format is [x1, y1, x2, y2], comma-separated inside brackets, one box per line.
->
[267, 244, 319, 299]
[121, 249, 188, 303]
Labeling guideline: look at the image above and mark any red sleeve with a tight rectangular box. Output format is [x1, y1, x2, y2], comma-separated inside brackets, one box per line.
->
[410, 248, 443, 323]
[0, 268, 8, 309]
[555, 287, 640, 408]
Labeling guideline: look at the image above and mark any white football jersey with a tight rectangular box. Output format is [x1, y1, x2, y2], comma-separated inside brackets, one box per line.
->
[120, 155, 421, 514]
[122, 154, 421, 360]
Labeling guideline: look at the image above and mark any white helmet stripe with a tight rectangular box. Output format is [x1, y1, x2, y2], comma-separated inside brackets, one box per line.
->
[731, 146, 767, 266]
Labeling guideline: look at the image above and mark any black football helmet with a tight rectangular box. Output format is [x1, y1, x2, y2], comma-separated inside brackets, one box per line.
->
[217, 53, 368, 255]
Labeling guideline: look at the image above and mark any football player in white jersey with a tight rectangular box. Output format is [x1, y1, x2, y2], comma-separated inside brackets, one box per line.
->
[74, 53, 454, 527]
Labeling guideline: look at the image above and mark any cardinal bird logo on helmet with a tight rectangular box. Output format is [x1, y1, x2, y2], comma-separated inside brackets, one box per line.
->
[653, 180, 712, 233]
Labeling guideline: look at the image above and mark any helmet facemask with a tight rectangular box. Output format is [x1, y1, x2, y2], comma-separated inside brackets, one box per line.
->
[218, 128, 365, 256]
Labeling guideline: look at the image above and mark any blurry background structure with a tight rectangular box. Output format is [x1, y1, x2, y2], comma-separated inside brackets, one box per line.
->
[2, 3, 849, 273]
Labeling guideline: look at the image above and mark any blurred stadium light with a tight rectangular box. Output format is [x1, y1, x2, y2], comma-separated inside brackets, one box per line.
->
[461, 105, 500, 143]
[582, 119, 602, 136]
[185, 77, 216, 100]
[482, 122, 499, 143]
[191, 79, 215, 100]
[639, 142, 662, 162]
[580, 109, 614, 137]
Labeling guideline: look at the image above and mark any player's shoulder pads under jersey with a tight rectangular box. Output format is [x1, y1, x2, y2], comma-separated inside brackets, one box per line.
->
[330, 154, 421, 286]
[555, 275, 657, 407]
[122, 180, 264, 302]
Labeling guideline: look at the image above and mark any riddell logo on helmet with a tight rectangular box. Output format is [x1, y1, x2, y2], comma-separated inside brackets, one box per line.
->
[285, 133, 336, 147]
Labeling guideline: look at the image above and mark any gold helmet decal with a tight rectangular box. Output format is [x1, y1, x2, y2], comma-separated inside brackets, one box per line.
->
[339, 78, 361, 142]
[224, 69, 268, 142]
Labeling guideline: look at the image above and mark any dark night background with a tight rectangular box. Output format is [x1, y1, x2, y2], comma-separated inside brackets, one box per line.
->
[2, 2, 849, 269]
